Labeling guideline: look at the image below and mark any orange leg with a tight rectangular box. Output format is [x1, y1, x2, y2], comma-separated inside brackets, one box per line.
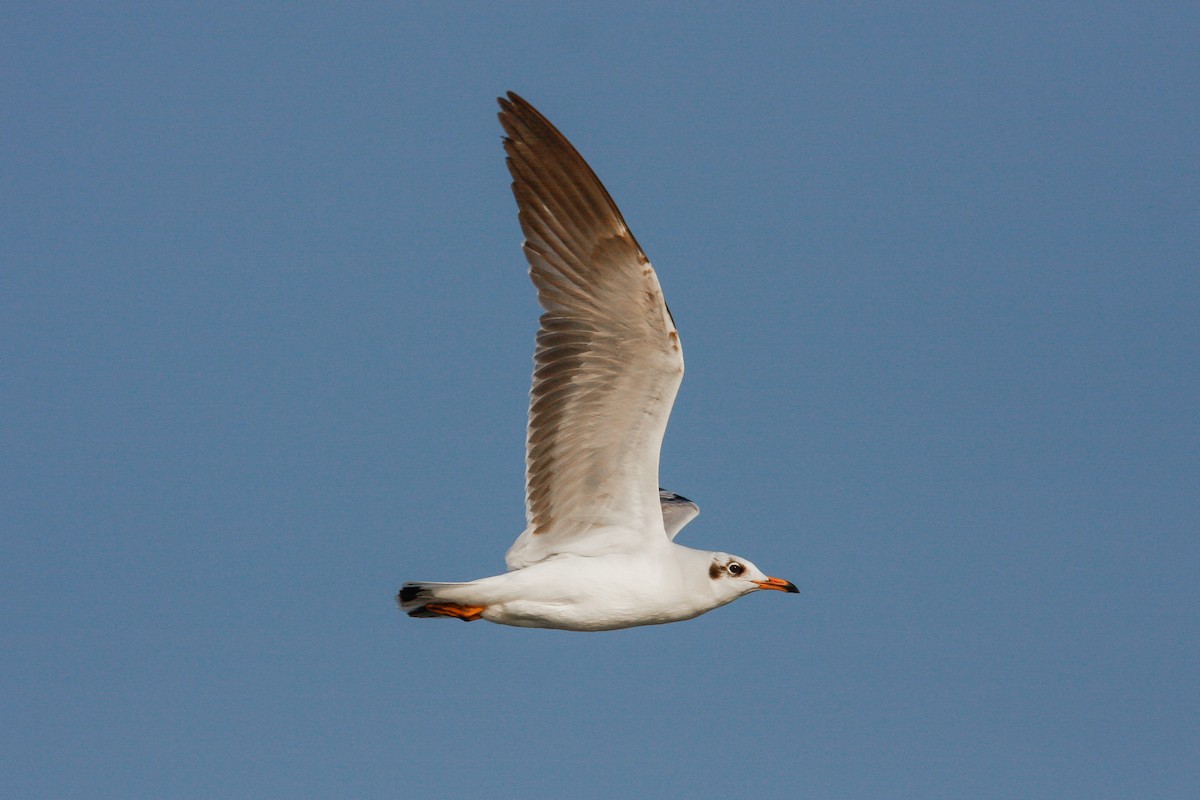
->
[421, 602, 487, 621]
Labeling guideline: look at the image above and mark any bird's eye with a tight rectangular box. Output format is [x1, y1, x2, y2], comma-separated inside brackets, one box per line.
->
[728, 563, 744, 576]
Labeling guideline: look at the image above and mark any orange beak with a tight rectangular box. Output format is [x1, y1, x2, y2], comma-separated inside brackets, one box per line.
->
[754, 576, 799, 593]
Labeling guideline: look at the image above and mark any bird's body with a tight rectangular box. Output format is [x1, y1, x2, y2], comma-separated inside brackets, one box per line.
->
[399, 93, 797, 631]
[406, 550, 687, 631]
[405, 543, 763, 632]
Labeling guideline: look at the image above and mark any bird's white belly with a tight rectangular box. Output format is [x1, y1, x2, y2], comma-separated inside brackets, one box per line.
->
[484, 596, 706, 631]
[475, 553, 714, 632]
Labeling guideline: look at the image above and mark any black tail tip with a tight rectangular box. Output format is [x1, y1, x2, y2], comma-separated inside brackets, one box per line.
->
[398, 585, 422, 604]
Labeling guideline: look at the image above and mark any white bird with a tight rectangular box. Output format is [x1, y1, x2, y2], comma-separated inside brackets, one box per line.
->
[398, 92, 797, 631]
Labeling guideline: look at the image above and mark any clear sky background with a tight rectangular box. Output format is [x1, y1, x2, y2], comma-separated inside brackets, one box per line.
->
[3, 3, 1197, 798]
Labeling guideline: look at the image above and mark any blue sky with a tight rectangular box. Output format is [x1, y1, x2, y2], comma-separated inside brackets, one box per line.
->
[3, 3, 1197, 798]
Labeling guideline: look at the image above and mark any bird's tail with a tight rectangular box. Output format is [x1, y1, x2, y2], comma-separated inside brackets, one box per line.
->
[397, 581, 485, 621]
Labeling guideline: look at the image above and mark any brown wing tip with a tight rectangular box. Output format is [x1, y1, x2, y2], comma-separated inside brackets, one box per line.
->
[494, 91, 636, 240]
[497, 90, 529, 113]
[496, 91, 573, 151]
[497, 90, 531, 136]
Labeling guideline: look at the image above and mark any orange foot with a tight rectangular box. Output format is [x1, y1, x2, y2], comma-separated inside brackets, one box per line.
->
[421, 603, 487, 621]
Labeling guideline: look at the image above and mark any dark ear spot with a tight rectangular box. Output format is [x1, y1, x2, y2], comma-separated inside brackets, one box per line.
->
[709, 562, 723, 580]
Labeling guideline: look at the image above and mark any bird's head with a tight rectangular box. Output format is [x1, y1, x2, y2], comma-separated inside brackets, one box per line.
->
[706, 553, 799, 601]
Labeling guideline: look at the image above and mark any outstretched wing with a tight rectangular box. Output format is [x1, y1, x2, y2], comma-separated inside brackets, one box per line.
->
[498, 92, 684, 569]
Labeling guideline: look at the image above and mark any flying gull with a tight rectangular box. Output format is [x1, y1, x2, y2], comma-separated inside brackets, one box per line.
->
[398, 93, 797, 631]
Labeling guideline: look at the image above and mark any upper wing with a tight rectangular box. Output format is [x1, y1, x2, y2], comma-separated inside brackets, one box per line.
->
[659, 489, 700, 540]
[498, 92, 685, 568]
